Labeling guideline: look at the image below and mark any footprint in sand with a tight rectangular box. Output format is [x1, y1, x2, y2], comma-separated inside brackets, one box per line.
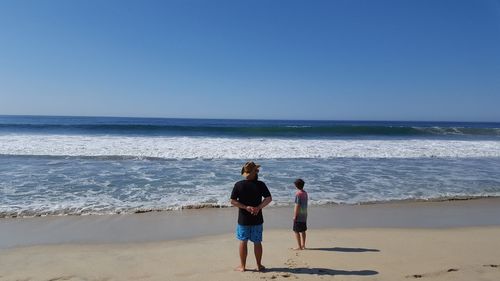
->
[261, 273, 295, 280]
[284, 258, 297, 268]
[406, 268, 459, 278]
[47, 276, 77, 281]
[409, 265, 500, 279]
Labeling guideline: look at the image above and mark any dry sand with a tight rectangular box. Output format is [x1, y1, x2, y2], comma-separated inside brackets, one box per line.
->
[1, 199, 500, 281]
[1, 227, 500, 281]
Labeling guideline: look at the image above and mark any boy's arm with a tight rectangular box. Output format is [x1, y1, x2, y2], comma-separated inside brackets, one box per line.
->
[293, 203, 300, 220]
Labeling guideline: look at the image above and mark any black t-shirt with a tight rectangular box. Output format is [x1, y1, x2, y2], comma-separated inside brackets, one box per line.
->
[230, 180, 272, 225]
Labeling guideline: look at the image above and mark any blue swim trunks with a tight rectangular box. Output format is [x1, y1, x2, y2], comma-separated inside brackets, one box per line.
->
[236, 224, 263, 243]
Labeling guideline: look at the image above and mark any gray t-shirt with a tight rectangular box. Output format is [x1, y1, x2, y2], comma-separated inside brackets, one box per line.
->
[294, 190, 308, 222]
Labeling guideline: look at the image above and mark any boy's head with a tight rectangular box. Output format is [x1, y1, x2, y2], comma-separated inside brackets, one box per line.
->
[294, 178, 305, 190]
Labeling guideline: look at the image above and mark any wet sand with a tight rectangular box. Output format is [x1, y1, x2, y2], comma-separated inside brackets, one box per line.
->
[1, 198, 500, 281]
[1, 197, 500, 249]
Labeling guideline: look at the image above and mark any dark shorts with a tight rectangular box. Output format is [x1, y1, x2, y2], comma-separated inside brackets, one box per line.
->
[293, 221, 307, 232]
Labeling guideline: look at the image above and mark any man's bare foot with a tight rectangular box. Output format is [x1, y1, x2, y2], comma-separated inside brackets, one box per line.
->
[257, 265, 266, 272]
[234, 266, 246, 272]
[291, 247, 302, 250]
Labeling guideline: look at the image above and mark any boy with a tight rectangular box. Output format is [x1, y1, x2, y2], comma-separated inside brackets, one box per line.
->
[292, 178, 308, 250]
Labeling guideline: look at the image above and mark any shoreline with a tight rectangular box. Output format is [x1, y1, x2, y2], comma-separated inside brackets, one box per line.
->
[1, 197, 500, 250]
[2, 194, 499, 219]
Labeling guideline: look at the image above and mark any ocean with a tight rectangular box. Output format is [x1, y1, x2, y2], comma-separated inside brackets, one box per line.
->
[1, 115, 499, 218]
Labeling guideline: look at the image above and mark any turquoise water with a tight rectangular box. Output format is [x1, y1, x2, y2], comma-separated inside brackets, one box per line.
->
[1, 115, 499, 138]
[0, 116, 499, 217]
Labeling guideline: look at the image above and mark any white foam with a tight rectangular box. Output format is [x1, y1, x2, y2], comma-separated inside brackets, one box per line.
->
[0, 134, 499, 159]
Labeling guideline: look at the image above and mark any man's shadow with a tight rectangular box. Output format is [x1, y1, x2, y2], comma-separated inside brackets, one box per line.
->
[307, 247, 380, 252]
[266, 267, 378, 276]
[264, 246, 380, 276]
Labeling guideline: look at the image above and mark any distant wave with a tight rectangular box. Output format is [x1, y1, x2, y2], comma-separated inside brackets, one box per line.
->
[1, 123, 499, 137]
[0, 135, 499, 158]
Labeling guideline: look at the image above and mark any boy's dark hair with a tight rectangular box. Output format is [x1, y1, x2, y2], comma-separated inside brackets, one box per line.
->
[294, 178, 305, 190]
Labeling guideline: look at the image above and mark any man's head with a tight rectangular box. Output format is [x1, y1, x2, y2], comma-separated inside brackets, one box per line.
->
[294, 178, 305, 190]
[241, 161, 260, 180]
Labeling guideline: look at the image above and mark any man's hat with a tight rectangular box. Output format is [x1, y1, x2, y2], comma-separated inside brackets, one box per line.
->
[241, 161, 261, 177]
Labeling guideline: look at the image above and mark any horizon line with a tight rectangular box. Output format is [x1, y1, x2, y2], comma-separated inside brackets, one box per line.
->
[0, 114, 498, 124]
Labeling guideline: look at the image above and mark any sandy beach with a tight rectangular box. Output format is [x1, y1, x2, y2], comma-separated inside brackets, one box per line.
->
[1, 199, 500, 281]
[2, 0, 499, 279]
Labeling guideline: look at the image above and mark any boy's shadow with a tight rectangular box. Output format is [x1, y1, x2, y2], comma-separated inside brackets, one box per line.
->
[307, 247, 380, 252]
[266, 267, 378, 276]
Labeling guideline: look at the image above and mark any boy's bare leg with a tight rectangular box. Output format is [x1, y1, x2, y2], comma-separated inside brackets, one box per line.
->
[254, 242, 265, 271]
[293, 231, 302, 250]
[301, 231, 307, 249]
[236, 241, 248, 271]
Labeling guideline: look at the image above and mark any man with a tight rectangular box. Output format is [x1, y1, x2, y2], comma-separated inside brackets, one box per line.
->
[230, 161, 272, 272]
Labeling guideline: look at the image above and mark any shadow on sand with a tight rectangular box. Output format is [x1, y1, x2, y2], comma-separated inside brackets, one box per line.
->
[307, 247, 380, 252]
[266, 267, 379, 276]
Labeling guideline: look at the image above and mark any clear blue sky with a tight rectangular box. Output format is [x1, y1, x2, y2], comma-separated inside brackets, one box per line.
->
[0, 0, 499, 121]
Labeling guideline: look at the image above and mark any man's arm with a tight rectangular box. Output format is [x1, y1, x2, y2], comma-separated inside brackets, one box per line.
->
[231, 199, 256, 214]
[230, 184, 255, 213]
[255, 182, 272, 213]
[255, 196, 272, 212]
